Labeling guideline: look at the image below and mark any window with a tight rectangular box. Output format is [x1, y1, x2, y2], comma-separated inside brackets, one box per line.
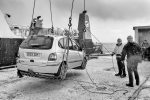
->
[58, 38, 64, 48]
[72, 40, 79, 51]
[68, 39, 73, 50]
[20, 35, 53, 49]
[58, 38, 74, 50]
[58, 38, 67, 49]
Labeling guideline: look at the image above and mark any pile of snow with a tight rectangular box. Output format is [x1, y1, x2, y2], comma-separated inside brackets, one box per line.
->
[0, 9, 22, 38]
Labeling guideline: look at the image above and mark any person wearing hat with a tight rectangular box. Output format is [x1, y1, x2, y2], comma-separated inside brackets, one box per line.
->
[121, 35, 142, 87]
[112, 38, 126, 78]
[141, 40, 149, 60]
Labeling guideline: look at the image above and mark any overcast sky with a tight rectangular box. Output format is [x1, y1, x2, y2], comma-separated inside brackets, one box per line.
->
[1, 0, 150, 43]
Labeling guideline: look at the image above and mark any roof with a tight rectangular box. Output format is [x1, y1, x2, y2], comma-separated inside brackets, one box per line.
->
[133, 26, 150, 30]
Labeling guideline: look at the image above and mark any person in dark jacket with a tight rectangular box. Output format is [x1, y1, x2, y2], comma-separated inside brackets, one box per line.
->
[121, 36, 142, 87]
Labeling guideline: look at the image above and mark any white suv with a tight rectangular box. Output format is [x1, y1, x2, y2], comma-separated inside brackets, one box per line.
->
[17, 35, 87, 79]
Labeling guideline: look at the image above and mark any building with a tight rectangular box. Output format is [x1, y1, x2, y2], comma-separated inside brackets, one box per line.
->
[133, 26, 150, 46]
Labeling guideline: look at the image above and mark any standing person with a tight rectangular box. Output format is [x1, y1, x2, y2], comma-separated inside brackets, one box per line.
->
[112, 38, 126, 78]
[141, 40, 149, 48]
[141, 40, 149, 59]
[121, 36, 142, 87]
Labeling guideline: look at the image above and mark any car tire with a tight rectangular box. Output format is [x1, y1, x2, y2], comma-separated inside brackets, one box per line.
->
[57, 62, 68, 80]
[80, 58, 87, 69]
[148, 57, 150, 61]
[17, 70, 23, 78]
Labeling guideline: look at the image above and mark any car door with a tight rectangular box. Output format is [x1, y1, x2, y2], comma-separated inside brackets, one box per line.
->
[58, 37, 76, 68]
[71, 40, 83, 68]
[66, 38, 77, 68]
[58, 38, 83, 68]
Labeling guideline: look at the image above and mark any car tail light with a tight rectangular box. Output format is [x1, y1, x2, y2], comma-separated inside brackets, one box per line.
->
[48, 53, 57, 61]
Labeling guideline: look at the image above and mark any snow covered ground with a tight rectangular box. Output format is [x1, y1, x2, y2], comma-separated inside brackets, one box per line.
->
[0, 56, 150, 100]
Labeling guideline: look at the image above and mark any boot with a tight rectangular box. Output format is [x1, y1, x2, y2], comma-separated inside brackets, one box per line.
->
[126, 83, 133, 87]
[17, 70, 23, 78]
[136, 81, 140, 86]
[115, 73, 121, 76]
[120, 74, 126, 78]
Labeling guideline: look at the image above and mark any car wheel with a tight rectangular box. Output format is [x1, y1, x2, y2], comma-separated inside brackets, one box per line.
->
[57, 62, 68, 80]
[148, 57, 150, 61]
[80, 58, 87, 69]
[17, 70, 23, 78]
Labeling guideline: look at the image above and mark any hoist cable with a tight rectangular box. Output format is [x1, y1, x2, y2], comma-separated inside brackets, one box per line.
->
[70, 0, 75, 19]
[84, 0, 85, 11]
[67, 0, 75, 53]
[61, 0, 75, 79]
[31, 0, 36, 21]
[68, 0, 75, 31]
[49, 0, 54, 33]
[29, 0, 36, 35]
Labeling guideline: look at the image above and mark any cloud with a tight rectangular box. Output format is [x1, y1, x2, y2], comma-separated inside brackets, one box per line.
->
[0, 0, 26, 13]
[1, 0, 150, 25]
[54, 0, 150, 20]
[0, 0, 32, 25]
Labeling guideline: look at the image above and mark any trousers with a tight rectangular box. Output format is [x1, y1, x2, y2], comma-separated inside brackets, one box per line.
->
[116, 57, 126, 75]
[127, 55, 141, 85]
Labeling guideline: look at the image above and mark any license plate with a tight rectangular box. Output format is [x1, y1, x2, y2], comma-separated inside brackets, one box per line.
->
[26, 52, 41, 57]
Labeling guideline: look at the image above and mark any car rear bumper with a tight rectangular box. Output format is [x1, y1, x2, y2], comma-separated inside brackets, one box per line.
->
[17, 62, 61, 74]
[18, 70, 59, 79]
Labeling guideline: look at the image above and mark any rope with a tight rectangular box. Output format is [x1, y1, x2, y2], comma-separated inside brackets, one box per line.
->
[85, 68, 99, 88]
[90, 32, 117, 73]
[111, 56, 117, 73]
[90, 32, 111, 53]
[66, 68, 128, 95]
[129, 62, 150, 100]
[76, 80, 125, 95]
[49, 0, 54, 33]
[68, 54, 126, 95]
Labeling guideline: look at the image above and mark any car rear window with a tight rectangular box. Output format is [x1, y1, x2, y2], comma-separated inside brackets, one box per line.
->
[20, 35, 53, 49]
